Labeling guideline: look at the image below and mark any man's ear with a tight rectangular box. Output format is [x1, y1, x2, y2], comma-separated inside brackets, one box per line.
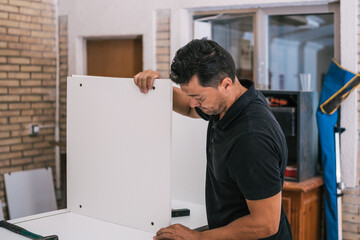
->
[220, 77, 233, 91]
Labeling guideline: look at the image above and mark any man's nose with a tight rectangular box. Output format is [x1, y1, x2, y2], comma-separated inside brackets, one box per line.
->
[189, 98, 200, 108]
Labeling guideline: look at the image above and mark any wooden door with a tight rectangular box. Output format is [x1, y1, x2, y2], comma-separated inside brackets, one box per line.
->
[86, 37, 143, 78]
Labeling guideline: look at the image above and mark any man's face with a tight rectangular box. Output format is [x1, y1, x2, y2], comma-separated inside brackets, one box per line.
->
[180, 75, 227, 116]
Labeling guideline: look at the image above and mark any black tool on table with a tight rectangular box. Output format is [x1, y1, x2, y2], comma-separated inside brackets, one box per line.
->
[0, 220, 58, 240]
[171, 208, 190, 217]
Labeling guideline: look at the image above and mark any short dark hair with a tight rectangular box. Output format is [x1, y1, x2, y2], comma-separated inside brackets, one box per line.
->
[170, 38, 236, 88]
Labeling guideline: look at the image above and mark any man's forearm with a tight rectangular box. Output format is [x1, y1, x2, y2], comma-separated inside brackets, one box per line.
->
[198, 193, 282, 240]
[173, 86, 200, 118]
[199, 214, 278, 240]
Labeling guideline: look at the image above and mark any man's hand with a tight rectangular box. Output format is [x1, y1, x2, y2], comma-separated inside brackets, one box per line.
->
[134, 69, 161, 94]
[154, 224, 201, 240]
[133, 69, 200, 118]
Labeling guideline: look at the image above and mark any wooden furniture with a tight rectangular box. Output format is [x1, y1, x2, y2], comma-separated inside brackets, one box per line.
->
[282, 176, 324, 240]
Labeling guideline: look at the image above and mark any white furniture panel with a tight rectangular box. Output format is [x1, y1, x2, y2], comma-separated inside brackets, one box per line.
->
[0, 210, 153, 240]
[4, 168, 57, 219]
[0, 205, 207, 240]
[67, 76, 172, 233]
[172, 112, 207, 205]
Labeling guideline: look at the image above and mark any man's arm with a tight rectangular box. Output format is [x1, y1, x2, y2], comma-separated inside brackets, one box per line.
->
[134, 70, 200, 118]
[202, 192, 282, 239]
[172, 87, 200, 118]
[154, 192, 282, 240]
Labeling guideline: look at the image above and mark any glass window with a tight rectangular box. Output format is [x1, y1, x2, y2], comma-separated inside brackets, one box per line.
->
[268, 14, 334, 91]
[193, 14, 254, 80]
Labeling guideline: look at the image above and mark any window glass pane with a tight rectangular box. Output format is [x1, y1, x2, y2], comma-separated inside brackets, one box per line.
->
[193, 14, 254, 80]
[268, 14, 334, 91]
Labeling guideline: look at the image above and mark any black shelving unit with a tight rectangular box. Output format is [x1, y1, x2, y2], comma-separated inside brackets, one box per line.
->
[261, 90, 318, 182]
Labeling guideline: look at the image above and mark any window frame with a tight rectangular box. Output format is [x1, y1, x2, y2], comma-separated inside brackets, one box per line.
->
[192, 4, 339, 89]
[259, 4, 339, 89]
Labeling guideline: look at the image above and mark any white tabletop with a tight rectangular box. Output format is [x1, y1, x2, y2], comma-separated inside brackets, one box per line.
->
[0, 210, 153, 240]
[0, 201, 207, 240]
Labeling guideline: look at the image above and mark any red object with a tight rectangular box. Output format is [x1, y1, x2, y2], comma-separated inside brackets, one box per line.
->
[268, 97, 288, 107]
[285, 165, 297, 178]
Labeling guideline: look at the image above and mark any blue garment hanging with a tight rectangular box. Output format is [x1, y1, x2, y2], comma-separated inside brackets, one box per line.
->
[316, 59, 357, 240]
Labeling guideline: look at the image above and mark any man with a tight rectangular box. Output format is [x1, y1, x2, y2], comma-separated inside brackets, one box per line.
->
[134, 39, 292, 239]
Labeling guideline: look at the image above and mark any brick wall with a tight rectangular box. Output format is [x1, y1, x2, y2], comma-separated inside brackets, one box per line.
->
[156, 9, 170, 78]
[59, 15, 67, 153]
[0, 0, 57, 219]
[342, 142, 360, 237]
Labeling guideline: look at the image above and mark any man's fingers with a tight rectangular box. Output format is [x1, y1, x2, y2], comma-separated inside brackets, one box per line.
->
[133, 72, 145, 93]
[155, 228, 174, 240]
[154, 224, 187, 240]
[144, 69, 159, 90]
[140, 72, 149, 93]
[147, 75, 155, 90]
[133, 70, 160, 94]
[133, 72, 141, 85]
[156, 233, 173, 240]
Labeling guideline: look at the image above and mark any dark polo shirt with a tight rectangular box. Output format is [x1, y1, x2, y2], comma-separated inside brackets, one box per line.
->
[196, 79, 292, 239]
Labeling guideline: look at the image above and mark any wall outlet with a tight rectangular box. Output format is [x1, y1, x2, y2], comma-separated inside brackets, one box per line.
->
[29, 124, 39, 136]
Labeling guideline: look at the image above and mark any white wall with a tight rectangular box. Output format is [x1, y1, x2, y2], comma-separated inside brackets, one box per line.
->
[58, 0, 338, 75]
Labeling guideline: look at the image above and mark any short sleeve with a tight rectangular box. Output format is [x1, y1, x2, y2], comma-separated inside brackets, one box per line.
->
[227, 132, 282, 200]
